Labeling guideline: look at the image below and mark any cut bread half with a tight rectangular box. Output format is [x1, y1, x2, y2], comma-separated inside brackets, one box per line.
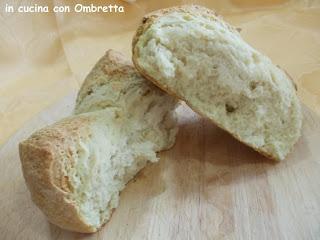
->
[75, 50, 179, 151]
[20, 110, 158, 232]
[132, 5, 302, 161]
[19, 50, 178, 232]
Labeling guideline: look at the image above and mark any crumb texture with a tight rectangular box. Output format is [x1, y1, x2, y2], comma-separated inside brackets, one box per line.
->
[75, 50, 178, 151]
[19, 50, 178, 232]
[20, 110, 159, 232]
[133, 5, 302, 160]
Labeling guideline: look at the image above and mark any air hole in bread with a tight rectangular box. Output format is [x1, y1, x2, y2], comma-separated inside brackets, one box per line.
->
[180, 56, 187, 65]
[114, 112, 120, 119]
[142, 17, 148, 24]
[142, 89, 151, 96]
[87, 89, 93, 96]
[225, 103, 237, 114]
[250, 81, 258, 90]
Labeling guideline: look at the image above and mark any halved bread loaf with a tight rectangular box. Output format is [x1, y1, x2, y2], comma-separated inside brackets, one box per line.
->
[132, 5, 302, 160]
[19, 50, 178, 232]
[75, 50, 178, 151]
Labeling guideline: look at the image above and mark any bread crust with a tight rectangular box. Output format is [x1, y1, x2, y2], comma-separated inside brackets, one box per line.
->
[76, 49, 137, 108]
[19, 115, 98, 233]
[132, 4, 300, 161]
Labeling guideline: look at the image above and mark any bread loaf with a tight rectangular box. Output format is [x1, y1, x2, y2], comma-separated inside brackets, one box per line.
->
[19, 50, 178, 232]
[132, 5, 302, 160]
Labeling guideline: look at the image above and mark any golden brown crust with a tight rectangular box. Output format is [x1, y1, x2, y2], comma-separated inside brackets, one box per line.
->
[19, 115, 98, 233]
[76, 49, 137, 107]
[132, 4, 288, 161]
[75, 48, 174, 115]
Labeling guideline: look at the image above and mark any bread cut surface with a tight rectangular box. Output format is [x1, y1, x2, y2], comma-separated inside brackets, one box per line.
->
[132, 5, 302, 160]
[19, 50, 178, 232]
[75, 50, 178, 151]
[20, 110, 157, 232]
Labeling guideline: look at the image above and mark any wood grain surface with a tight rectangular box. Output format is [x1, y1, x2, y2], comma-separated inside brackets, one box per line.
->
[0, 92, 319, 240]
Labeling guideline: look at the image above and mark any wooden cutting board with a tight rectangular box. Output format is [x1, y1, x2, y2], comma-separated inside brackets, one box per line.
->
[1, 91, 320, 240]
